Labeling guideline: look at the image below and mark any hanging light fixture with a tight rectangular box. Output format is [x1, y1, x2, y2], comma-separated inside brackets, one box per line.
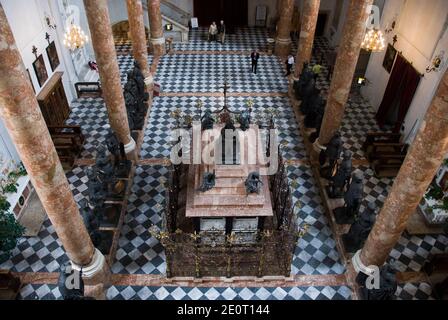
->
[63, 24, 88, 50]
[361, 28, 386, 52]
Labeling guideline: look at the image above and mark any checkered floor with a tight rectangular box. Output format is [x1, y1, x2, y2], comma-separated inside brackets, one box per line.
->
[112, 165, 167, 275]
[141, 95, 305, 160]
[155, 54, 289, 93]
[65, 98, 111, 159]
[17, 283, 353, 300]
[118, 54, 154, 85]
[288, 165, 346, 275]
[3, 28, 447, 301]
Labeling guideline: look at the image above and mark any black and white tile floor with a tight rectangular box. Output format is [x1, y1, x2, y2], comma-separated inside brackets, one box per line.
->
[18, 284, 353, 300]
[155, 54, 289, 93]
[140, 96, 306, 160]
[3, 29, 446, 301]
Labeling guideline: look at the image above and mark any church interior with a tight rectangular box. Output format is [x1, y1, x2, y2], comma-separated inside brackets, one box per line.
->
[0, 0, 447, 301]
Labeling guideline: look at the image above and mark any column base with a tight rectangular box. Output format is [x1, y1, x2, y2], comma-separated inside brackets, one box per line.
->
[352, 250, 378, 276]
[151, 37, 166, 56]
[71, 249, 111, 300]
[124, 137, 138, 162]
[311, 138, 326, 163]
[275, 37, 292, 56]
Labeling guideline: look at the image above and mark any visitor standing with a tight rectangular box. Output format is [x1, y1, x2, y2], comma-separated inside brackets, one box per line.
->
[285, 54, 294, 76]
[218, 20, 226, 44]
[208, 21, 218, 42]
[251, 50, 260, 74]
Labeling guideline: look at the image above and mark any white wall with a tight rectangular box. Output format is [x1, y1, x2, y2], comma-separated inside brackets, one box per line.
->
[362, 0, 448, 143]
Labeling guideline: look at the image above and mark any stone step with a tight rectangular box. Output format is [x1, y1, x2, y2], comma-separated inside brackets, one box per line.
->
[215, 165, 248, 178]
[214, 177, 246, 189]
[202, 187, 247, 196]
[193, 194, 265, 207]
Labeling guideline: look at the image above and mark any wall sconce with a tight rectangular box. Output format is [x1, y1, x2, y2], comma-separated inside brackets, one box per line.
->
[426, 51, 446, 73]
[44, 13, 57, 30]
[165, 24, 173, 31]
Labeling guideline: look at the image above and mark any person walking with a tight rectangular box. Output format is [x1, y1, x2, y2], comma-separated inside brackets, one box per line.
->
[218, 20, 226, 44]
[208, 21, 218, 42]
[251, 50, 260, 74]
[285, 54, 294, 76]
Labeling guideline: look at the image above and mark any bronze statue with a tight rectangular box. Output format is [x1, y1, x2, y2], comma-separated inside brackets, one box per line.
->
[328, 150, 353, 198]
[320, 131, 343, 179]
[245, 172, 263, 194]
[201, 109, 215, 131]
[199, 172, 216, 192]
[239, 109, 251, 131]
[357, 263, 398, 300]
[79, 199, 102, 247]
[334, 171, 364, 225]
[342, 202, 376, 253]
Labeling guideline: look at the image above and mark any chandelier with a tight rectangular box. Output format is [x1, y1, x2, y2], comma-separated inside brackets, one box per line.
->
[63, 24, 88, 50]
[361, 28, 386, 52]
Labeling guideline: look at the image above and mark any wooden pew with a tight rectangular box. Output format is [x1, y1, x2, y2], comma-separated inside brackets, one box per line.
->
[48, 125, 85, 167]
[362, 132, 402, 153]
[75, 82, 102, 99]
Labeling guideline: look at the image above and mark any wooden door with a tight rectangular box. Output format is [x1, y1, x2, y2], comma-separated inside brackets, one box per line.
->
[194, 0, 248, 28]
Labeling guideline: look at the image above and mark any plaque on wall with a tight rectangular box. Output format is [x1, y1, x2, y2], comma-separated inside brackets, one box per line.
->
[46, 41, 60, 72]
[32, 54, 48, 87]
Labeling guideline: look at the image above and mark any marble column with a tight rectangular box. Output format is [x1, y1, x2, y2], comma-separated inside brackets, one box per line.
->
[293, 0, 321, 79]
[0, 3, 109, 299]
[126, 0, 154, 105]
[126, 0, 150, 79]
[275, 0, 294, 56]
[147, 0, 166, 56]
[84, 0, 137, 160]
[316, 0, 373, 147]
[354, 69, 448, 271]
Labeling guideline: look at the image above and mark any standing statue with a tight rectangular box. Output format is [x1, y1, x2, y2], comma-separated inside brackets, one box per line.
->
[308, 102, 325, 143]
[199, 172, 216, 192]
[301, 87, 320, 116]
[245, 172, 263, 194]
[304, 93, 325, 129]
[86, 167, 106, 209]
[201, 110, 215, 130]
[79, 199, 102, 247]
[342, 202, 376, 253]
[357, 263, 398, 300]
[294, 62, 315, 101]
[106, 133, 130, 178]
[239, 109, 251, 131]
[328, 150, 353, 198]
[123, 61, 149, 131]
[57, 262, 94, 300]
[333, 172, 364, 225]
[319, 131, 343, 179]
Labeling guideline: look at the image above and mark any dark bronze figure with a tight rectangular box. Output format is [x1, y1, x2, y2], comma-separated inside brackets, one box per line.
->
[328, 150, 353, 198]
[334, 172, 364, 225]
[245, 172, 263, 194]
[342, 202, 376, 253]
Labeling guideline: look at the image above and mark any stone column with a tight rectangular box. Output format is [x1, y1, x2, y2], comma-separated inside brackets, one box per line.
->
[316, 0, 373, 147]
[147, 0, 166, 56]
[0, 3, 109, 299]
[84, 0, 137, 160]
[126, 0, 154, 105]
[126, 0, 150, 79]
[293, 0, 321, 79]
[353, 69, 448, 272]
[275, 0, 294, 56]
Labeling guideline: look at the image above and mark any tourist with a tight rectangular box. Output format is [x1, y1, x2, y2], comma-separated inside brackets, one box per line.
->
[208, 21, 218, 42]
[251, 50, 260, 74]
[285, 54, 294, 76]
[218, 20, 226, 44]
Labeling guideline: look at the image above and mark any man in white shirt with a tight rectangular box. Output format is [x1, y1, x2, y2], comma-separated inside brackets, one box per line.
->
[285, 55, 294, 76]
